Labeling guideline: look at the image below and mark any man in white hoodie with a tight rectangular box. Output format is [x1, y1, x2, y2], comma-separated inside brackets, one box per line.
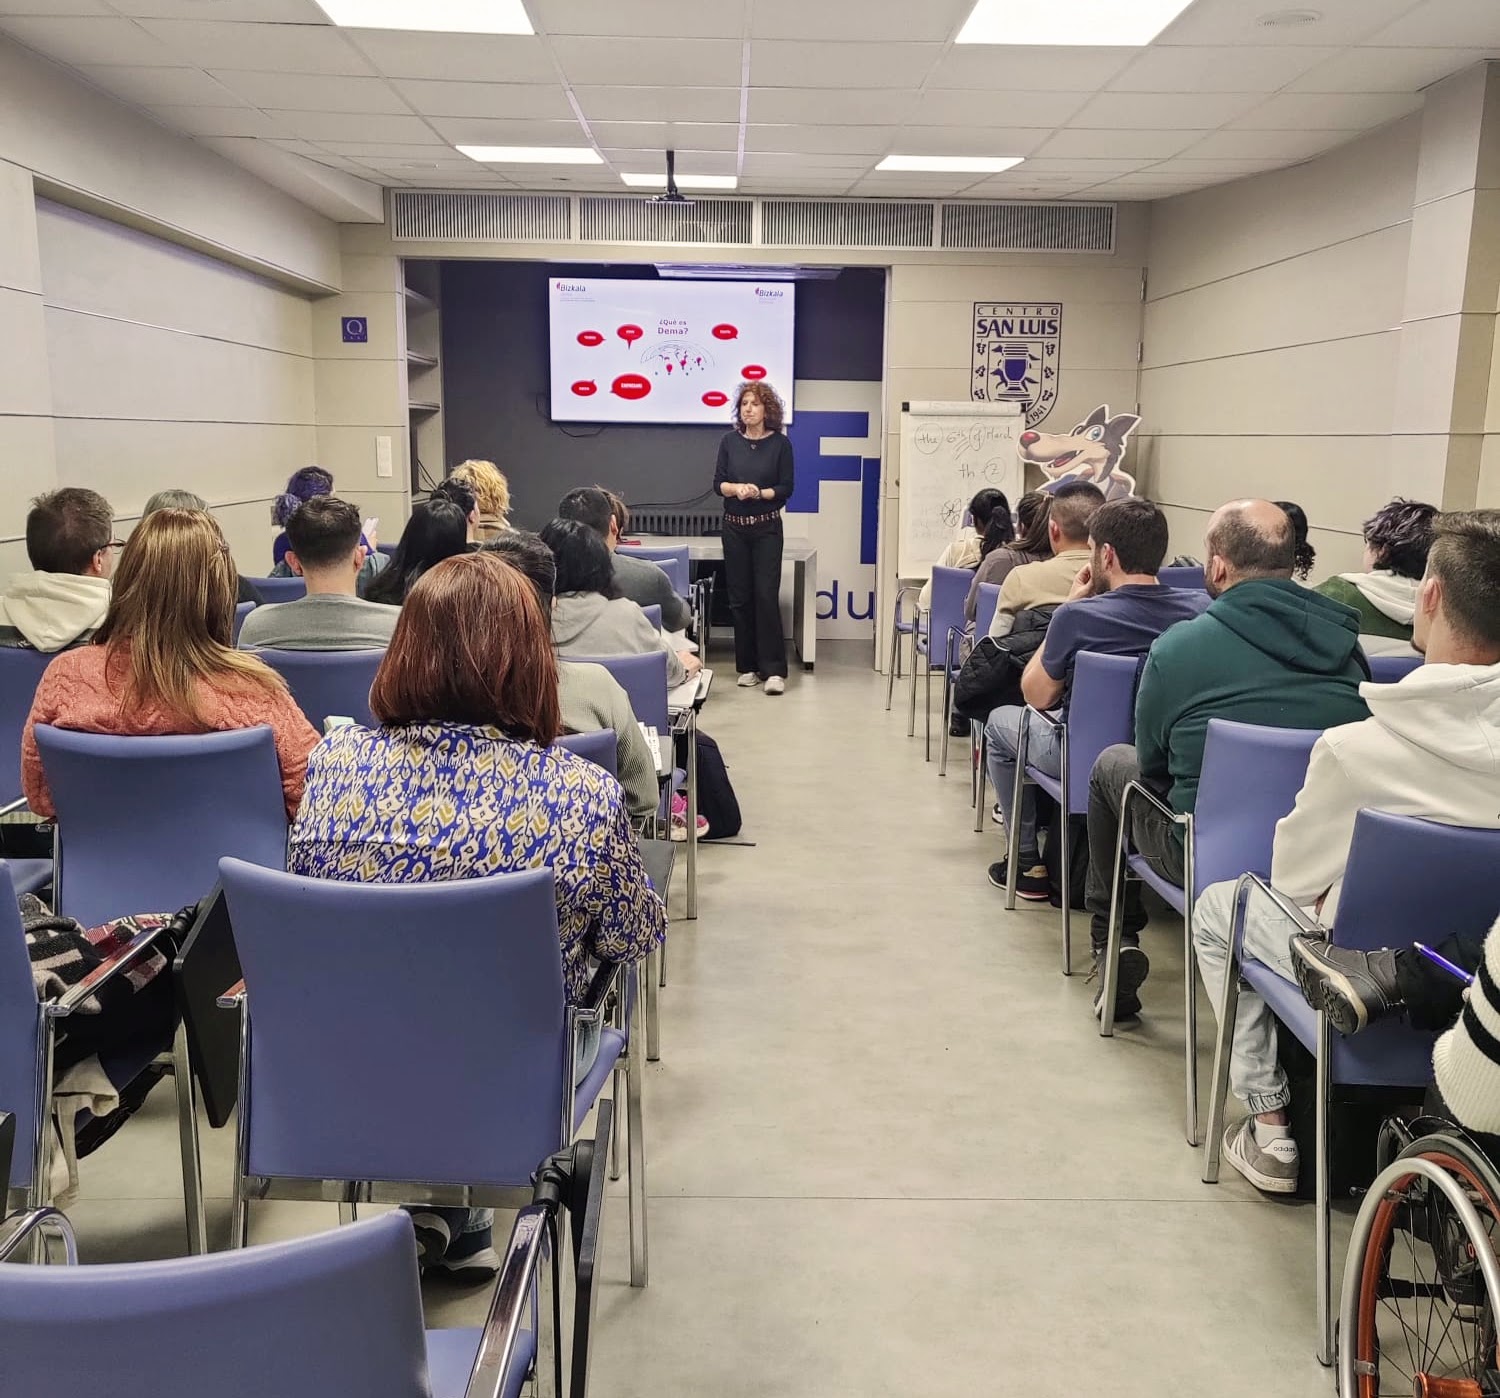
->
[0, 488, 115, 652]
[1192, 508, 1500, 1195]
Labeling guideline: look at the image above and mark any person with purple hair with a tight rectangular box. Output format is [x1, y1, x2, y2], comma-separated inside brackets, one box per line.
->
[268, 466, 388, 593]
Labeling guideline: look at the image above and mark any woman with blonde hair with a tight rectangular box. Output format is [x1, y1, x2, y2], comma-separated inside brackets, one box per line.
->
[23, 509, 319, 819]
[450, 459, 511, 540]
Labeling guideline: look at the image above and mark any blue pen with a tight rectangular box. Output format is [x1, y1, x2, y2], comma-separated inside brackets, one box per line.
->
[1414, 942, 1475, 985]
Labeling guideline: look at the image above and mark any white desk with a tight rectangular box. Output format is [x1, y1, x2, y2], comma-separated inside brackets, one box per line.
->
[633, 536, 819, 670]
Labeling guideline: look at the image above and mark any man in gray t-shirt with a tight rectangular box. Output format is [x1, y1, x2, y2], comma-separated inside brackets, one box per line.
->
[238, 495, 396, 652]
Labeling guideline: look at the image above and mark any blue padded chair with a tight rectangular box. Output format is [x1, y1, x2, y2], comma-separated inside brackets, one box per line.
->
[1159, 565, 1206, 591]
[0, 646, 55, 897]
[231, 601, 255, 646]
[219, 858, 649, 1287]
[0, 860, 198, 1249]
[33, 726, 288, 934]
[1099, 719, 1321, 1147]
[1001, 652, 1138, 975]
[617, 545, 691, 600]
[254, 648, 383, 731]
[555, 729, 618, 777]
[1367, 653, 1422, 683]
[641, 604, 663, 631]
[245, 576, 307, 603]
[922, 565, 974, 769]
[0, 1210, 543, 1398]
[376, 542, 398, 559]
[973, 582, 1002, 640]
[1202, 811, 1500, 1365]
[885, 582, 922, 713]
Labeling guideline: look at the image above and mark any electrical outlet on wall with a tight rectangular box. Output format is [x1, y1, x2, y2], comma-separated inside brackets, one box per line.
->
[375, 435, 393, 479]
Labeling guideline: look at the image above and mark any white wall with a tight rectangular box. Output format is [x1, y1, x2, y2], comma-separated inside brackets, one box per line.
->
[1138, 119, 1423, 577]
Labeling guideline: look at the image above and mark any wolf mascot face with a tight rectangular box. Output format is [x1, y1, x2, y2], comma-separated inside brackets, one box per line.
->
[1017, 405, 1140, 502]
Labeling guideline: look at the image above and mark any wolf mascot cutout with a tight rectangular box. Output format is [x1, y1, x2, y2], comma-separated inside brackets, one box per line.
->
[1018, 405, 1140, 502]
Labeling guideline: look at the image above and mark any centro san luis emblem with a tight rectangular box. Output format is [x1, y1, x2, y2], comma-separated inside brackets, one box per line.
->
[972, 301, 1062, 428]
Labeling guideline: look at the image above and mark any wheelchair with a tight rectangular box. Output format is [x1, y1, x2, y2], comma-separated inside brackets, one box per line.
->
[1338, 1112, 1500, 1397]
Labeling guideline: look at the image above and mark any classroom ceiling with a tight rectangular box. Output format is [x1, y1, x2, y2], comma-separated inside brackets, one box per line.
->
[2, 0, 1499, 206]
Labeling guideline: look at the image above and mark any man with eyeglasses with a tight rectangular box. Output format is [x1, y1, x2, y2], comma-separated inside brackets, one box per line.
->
[0, 487, 118, 651]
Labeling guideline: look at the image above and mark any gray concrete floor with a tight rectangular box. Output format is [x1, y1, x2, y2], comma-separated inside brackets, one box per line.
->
[71, 640, 1345, 1394]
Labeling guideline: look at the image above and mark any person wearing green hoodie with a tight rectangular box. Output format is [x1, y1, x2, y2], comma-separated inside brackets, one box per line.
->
[0, 488, 115, 652]
[1085, 499, 1371, 1024]
[1314, 497, 1438, 657]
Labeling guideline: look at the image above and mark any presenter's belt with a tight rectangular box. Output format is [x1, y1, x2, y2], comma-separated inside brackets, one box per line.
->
[723, 509, 782, 529]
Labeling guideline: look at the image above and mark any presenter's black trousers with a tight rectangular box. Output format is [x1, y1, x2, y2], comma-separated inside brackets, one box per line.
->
[722, 516, 787, 679]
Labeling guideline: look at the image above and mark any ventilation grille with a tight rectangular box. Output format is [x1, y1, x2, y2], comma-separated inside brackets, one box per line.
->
[579, 197, 753, 245]
[630, 508, 722, 537]
[941, 201, 1115, 253]
[761, 199, 935, 249]
[390, 191, 568, 242]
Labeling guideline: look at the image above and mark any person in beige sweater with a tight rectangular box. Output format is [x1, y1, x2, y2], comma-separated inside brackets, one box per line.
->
[988, 481, 1104, 637]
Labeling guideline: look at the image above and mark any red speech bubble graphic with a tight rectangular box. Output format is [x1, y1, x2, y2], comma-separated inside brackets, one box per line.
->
[617, 324, 644, 346]
[701, 390, 729, 408]
[576, 330, 604, 348]
[611, 373, 652, 401]
[571, 380, 598, 397]
[741, 364, 767, 381]
[711, 323, 738, 341]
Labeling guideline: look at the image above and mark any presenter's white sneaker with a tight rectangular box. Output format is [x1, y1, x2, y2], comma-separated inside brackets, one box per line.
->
[764, 676, 785, 695]
[737, 672, 763, 688]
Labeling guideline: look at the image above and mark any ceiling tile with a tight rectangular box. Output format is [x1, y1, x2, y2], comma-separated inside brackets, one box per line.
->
[1227, 91, 1423, 130]
[1068, 184, 1174, 200]
[308, 141, 468, 159]
[1090, 171, 1215, 186]
[1108, 44, 1342, 92]
[1177, 128, 1353, 160]
[76, 63, 247, 106]
[1287, 45, 1495, 92]
[0, 0, 112, 13]
[426, 115, 591, 146]
[209, 70, 411, 114]
[908, 88, 1090, 128]
[585, 120, 739, 152]
[265, 111, 440, 143]
[139, 18, 372, 74]
[749, 0, 970, 42]
[748, 39, 941, 89]
[928, 46, 1137, 91]
[740, 179, 858, 195]
[1155, 0, 1417, 47]
[528, 0, 746, 39]
[574, 85, 742, 124]
[605, 148, 738, 176]
[343, 30, 546, 82]
[739, 153, 875, 174]
[744, 124, 896, 156]
[1147, 156, 1291, 174]
[1021, 157, 1154, 174]
[1366, 0, 1500, 47]
[0, 14, 178, 65]
[1069, 91, 1266, 128]
[1034, 128, 1204, 159]
[146, 105, 291, 137]
[549, 36, 743, 87]
[748, 87, 918, 125]
[879, 128, 1050, 158]
[105, 0, 325, 18]
[382, 79, 572, 120]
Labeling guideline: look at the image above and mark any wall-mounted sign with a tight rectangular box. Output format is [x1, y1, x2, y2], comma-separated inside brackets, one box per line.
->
[341, 316, 368, 344]
[1021, 403, 1141, 503]
[971, 301, 1061, 428]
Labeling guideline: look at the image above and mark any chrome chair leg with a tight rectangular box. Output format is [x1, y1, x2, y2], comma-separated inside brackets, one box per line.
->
[939, 665, 953, 776]
[1098, 806, 1131, 1038]
[923, 648, 933, 762]
[1201, 878, 1250, 1184]
[685, 712, 699, 921]
[644, 947, 661, 1062]
[626, 972, 649, 1288]
[172, 1018, 206, 1255]
[973, 733, 988, 834]
[1058, 727, 1073, 976]
[884, 613, 900, 711]
[1004, 715, 1028, 912]
[658, 932, 667, 988]
[1315, 1009, 1333, 1366]
[906, 622, 920, 738]
[1182, 830, 1199, 1147]
[609, 1065, 623, 1182]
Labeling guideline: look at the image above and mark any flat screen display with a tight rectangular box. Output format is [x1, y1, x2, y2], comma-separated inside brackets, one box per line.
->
[548, 277, 795, 425]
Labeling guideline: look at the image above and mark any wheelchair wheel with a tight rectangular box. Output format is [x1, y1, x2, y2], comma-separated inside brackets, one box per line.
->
[1339, 1132, 1500, 1397]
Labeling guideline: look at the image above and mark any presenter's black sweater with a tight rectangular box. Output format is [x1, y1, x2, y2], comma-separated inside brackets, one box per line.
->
[714, 430, 795, 521]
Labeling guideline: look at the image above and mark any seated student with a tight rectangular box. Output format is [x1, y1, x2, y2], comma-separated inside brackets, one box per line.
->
[0, 488, 115, 652]
[288, 551, 666, 1274]
[541, 518, 697, 688]
[22, 508, 318, 821]
[238, 496, 397, 652]
[450, 458, 511, 540]
[983, 498, 1210, 898]
[431, 477, 479, 545]
[363, 499, 469, 607]
[1272, 500, 1316, 582]
[268, 466, 387, 593]
[988, 482, 1104, 638]
[918, 488, 1010, 611]
[1314, 497, 1438, 656]
[143, 489, 263, 605]
[1086, 500, 1370, 1023]
[1192, 508, 1500, 1194]
[556, 486, 692, 633]
[966, 490, 1052, 624]
[482, 529, 660, 821]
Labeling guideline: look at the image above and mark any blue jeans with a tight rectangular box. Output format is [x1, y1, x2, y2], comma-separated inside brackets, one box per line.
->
[984, 705, 1062, 859]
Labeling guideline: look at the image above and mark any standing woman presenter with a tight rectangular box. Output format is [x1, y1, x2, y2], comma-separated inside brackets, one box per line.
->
[714, 380, 795, 694]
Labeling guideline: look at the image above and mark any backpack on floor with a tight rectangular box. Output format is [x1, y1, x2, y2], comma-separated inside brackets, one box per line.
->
[1037, 801, 1089, 910]
[691, 730, 741, 839]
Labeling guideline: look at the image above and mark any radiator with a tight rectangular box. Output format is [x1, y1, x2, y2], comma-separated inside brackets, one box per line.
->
[629, 508, 722, 537]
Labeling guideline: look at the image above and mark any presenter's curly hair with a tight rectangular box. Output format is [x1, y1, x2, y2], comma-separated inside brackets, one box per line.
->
[733, 380, 785, 435]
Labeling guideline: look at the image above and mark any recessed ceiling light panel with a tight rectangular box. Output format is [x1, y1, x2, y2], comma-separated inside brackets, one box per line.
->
[621, 172, 739, 191]
[876, 155, 1024, 173]
[457, 145, 602, 165]
[956, 0, 1195, 46]
[313, 0, 532, 34]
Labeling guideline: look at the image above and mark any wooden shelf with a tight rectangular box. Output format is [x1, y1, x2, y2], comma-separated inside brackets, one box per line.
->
[409, 401, 441, 416]
[404, 286, 437, 313]
[406, 351, 438, 369]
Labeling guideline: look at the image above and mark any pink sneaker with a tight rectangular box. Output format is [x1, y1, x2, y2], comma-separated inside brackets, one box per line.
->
[670, 793, 708, 841]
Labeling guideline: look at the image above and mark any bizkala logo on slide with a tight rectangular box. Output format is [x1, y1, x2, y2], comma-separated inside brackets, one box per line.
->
[754, 288, 784, 299]
[555, 281, 587, 293]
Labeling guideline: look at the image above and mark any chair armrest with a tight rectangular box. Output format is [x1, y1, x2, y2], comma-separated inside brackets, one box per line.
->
[1120, 778, 1186, 827]
[463, 1204, 551, 1398]
[49, 920, 177, 1019]
[1238, 873, 1323, 943]
[1022, 704, 1064, 732]
[892, 584, 921, 627]
[0, 1206, 78, 1264]
[217, 979, 246, 1009]
[0, 795, 30, 818]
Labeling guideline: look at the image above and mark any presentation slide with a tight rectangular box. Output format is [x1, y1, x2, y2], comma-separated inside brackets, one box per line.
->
[549, 277, 796, 426]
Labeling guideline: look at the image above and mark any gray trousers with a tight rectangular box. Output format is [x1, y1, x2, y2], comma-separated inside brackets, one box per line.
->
[1083, 743, 1185, 953]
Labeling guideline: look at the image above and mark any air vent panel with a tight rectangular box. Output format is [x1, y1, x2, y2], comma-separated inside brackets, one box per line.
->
[941, 201, 1115, 253]
[579, 197, 753, 245]
[761, 199, 935, 249]
[390, 191, 568, 242]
